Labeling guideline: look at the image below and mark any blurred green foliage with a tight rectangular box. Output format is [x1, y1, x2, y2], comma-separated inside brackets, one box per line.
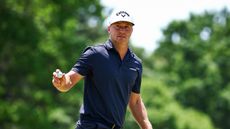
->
[0, 0, 230, 129]
[0, 0, 105, 128]
[150, 8, 230, 129]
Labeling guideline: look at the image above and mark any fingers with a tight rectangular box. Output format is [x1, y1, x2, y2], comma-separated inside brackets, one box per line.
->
[52, 75, 61, 88]
[53, 69, 64, 78]
[56, 69, 61, 73]
[52, 69, 65, 87]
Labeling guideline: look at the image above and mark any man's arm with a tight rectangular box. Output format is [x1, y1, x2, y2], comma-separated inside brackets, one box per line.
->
[129, 92, 153, 129]
[52, 69, 83, 92]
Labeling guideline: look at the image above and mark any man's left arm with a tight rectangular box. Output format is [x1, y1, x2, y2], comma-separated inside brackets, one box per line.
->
[129, 92, 153, 129]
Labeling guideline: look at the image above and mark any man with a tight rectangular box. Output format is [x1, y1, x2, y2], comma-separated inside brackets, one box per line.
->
[52, 9, 152, 129]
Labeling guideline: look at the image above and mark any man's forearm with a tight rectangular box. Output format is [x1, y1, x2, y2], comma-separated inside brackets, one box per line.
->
[129, 99, 152, 129]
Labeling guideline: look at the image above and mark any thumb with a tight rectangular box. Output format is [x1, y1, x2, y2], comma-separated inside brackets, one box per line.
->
[60, 73, 67, 85]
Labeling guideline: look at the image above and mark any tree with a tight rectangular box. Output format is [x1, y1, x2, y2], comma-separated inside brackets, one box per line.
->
[0, 0, 105, 128]
[152, 8, 230, 129]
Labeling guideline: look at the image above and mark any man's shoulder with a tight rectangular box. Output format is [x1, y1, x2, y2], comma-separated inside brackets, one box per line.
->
[82, 43, 107, 55]
[92, 43, 106, 49]
[88, 43, 106, 52]
[129, 50, 142, 64]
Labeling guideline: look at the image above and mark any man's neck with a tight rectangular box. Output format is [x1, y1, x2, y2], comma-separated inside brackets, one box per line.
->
[112, 41, 129, 60]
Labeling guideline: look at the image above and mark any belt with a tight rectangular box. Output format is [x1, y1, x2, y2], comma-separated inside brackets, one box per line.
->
[80, 114, 121, 129]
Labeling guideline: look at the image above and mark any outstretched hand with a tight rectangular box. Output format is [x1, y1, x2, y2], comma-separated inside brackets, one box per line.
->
[52, 69, 66, 89]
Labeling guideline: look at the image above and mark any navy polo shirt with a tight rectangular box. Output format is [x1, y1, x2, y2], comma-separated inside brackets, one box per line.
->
[71, 39, 142, 127]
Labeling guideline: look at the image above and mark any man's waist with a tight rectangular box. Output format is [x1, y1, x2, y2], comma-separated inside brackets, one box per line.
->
[80, 114, 121, 129]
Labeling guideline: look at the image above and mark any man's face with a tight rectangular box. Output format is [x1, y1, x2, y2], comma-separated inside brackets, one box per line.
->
[108, 21, 133, 44]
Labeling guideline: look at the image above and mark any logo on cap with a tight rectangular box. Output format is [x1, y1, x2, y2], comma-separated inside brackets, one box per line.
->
[116, 11, 130, 18]
[107, 9, 134, 26]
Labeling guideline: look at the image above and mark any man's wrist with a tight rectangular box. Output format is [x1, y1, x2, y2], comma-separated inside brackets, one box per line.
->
[141, 120, 152, 129]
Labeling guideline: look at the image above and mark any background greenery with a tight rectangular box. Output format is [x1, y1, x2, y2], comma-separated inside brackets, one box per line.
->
[0, 0, 229, 129]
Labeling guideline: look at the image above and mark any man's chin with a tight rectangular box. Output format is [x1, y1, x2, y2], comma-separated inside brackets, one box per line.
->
[117, 38, 128, 43]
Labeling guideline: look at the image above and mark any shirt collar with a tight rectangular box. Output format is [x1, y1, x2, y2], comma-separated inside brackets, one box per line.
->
[104, 39, 133, 60]
[104, 39, 114, 50]
[105, 39, 131, 52]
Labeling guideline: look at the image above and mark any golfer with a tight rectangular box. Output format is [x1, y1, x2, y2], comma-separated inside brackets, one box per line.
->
[52, 9, 153, 129]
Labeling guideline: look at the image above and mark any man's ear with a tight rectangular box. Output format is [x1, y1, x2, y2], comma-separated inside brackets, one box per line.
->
[107, 26, 111, 33]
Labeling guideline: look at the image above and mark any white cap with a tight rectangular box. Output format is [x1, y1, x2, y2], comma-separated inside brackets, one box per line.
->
[107, 9, 134, 26]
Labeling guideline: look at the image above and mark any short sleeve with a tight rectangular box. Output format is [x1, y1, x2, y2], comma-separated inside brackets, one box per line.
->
[71, 47, 94, 76]
[131, 64, 142, 94]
